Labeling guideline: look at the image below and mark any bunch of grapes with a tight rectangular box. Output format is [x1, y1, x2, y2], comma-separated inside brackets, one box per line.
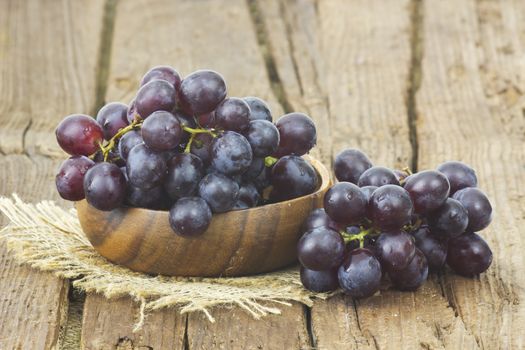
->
[55, 66, 319, 236]
[298, 148, 493, 297]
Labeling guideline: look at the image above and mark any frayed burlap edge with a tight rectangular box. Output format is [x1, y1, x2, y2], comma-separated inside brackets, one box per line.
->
[0, 195, 335, 331]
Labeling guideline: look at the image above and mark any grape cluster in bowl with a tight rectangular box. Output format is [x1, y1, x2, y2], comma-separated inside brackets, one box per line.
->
[55, 66, 319, 237]
[298, 149, 493, 297]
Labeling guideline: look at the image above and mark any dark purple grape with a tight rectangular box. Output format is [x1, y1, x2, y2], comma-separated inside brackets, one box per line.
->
[334, 149, 373, 184]
[174, 111, 197, 144]
[428, 198, 469, 238]
[126, 143, 167, 189]
[179, 70, 227, 115]
[404, 170, 450, 214]
[118, 130, 143, 160]
[300, 267, 339, 292]
[244, 120, 280, 157]
[360, 185, 378, 203]
[243, 96, 272, 122]
[135, 80, 177, 119]
[164, 153, 204, 200]
[241, 157, 265, 182]
[96, 102, 129, 140]
[411, 225, 447, 271]
[375, 230, 416, 271]
[140, 65, 181, 91]
[389, 248, 428, 291]
[357, 166, 400, 187]
[323, 182, 367, 225]
[56, 156, 95, 201]
[253, 165, 272, 191]
[214, 97, 251, 132]
[83, 162, 127, 211]
[169, 197, 212, 237]
[126, 185, 167, 209]
[274, 113, 317, 157]
[369, 185, 413, 230]
[56, 114, 104, 156]
[447, 232, 492, 276]
[127, 99, 137, 123]
[233, 200, 250, 210]
[238, 182, 260, 207]
[437, 161, 477, 195]
[270, 155, 318, 201]
[338, 248, 382, 298]
[302, 208, 341, 232]
[297, 227, 345, 271]
[198, 173, 239, 213]
[211, 131, 253, 175]
[141, 111, 182, 151]
[452, 187, 492, 232]
[196, 111, 216, 128]
[190, 133, 214, 166]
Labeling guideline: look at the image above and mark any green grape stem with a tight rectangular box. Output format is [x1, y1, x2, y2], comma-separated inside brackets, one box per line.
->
[182, 126, 217, 137]
[264, 156, 278, 167]
[341, 227, 380, 249]
[99, 118, 142, 161]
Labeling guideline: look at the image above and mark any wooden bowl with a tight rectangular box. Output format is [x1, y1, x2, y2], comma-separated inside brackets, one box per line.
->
[77, 157, 331, 277]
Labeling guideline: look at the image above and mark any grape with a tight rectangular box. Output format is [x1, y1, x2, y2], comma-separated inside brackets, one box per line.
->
[452, 187, 492, 232]
[323, 182, 367, 225]
[337, 248, 382, 298]
[375, 230, 416, 271]
[164, 153, 204, 200]
[179, 70, 227, 115]
[253, 165, 272, 191]
[334, 149, 373, 184]
[141, 111, 182, 151]
[300, 267, 339, 292]
[198, 173, 239, 213]
[233, 200, 250, 210]
[135, 80, 177, 119]
[428, 198, 469, 238]
[214, 97, 251, 132]
[190, 133, 214, 166]
[404, 170, 450, 214]
[55, 156, 95, 201]
[297, 227, 345, 271]
[411, 225, 447, 271]
[169, 197, 212, 237]
[126, 143, 167, 189]
[302, 208, 341, 232]
[96, 102, 129, 140]
[118, 130, 143, 160]
[437, 161, 477, 194]
[369, 185, 413, 230]
[56, 114, 104, 156]
[244, 120, 280, 157]
[211, 131, 253, 175]
[270, 155, 318, 201]
[447, 232, 492, 276]
[140, 65, 181, 91]
[196, 111, 216, 128]
[83, 162, 127, 211]
[360, 185, 378, 203]
[174, 111, 197, 144]
[389, 248, 428, 291]
[241, 157, 265, 182]
[238, 182, 260, 207]
[243, 96, 272, 121]
[357, 166, 400, 187]
[274, 113, 317, 157]
[127, 185, 167, 209]
[127, 99, 137, 123]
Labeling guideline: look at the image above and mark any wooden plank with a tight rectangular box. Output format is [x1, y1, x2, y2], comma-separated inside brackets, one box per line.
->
[417, 0, 525, 348]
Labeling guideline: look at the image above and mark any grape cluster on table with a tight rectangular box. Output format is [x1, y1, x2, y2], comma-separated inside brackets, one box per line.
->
[55, 65, 319, 237]
[298, 149, 494, 297]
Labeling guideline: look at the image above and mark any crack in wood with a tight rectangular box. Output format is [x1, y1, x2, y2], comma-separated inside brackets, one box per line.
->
[303, 305, 316, 349]
[59, 286, 85, 350]
[183, 314, 190, 350]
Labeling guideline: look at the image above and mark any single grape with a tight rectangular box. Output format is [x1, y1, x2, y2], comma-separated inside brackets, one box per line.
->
[389, 248, 428, 291]
[140, 65, 181, 91]
[300, 267, 339, 292]
[334, 149, 373, 184]
[55, 156, 95, 201]
[375, 230, 416, 271]
[274, 113, 317, 157]
[369, 185, 413, 230]
[238, 182, 260, 207]
[211, 131, 253, 175]
[437, 161, 477, 194]
[141, 111, 182, 151]
[196, 111, 216, 128]
[169, 197, 212, 237]
[428, 198, 469, 238]
[135, 80, 177, 119]
[83, 162, 127, 211]
[357, 166, 400, 187]
[96, 102, 129, 140]
[126, 143, 167, 189]
[404, 170, 450, 214]
[297, 227, 345, 271]
[56, 114, 104, 156]
[337, 248, 382, 298]
[190, 133, 214, 166]
[241, 157, 265, 182]
[452, 187, 493, 232]
[198, 173, 239, 213]
[360, 185, 378, 203]
[270, 155, 318, 201]
[411, 225, 447, 271]
[214, 97, 251, 132]
[323, 182, 367, 225]
[118, 130, 143, 160]
[252, 165, 272, 191]
[243, 96, 272, 121]
[164, 153, 204, 200]
[302, 208, 341, 232]
[447, 232, 492, 276]
[244, 120, 280, 157]
[179, 70, 227, 115]
[126, 185, 167, 209]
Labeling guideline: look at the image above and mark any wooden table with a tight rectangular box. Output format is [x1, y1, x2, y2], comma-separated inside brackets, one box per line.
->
[1, 0, 523, 349]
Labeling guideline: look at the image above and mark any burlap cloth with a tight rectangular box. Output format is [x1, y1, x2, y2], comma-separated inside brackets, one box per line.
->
[0, 195, 333, 331]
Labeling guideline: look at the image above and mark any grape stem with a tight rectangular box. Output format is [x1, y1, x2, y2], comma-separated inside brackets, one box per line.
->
[341, 227, 379, 248]
[264, 156, 278, 167]
[99, 118, 142, 161]
[184, 133, 196, 153]
[182, 126, 217, 137]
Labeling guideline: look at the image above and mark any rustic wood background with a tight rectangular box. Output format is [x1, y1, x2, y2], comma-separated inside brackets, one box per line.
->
[1, 0, 524, 349]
